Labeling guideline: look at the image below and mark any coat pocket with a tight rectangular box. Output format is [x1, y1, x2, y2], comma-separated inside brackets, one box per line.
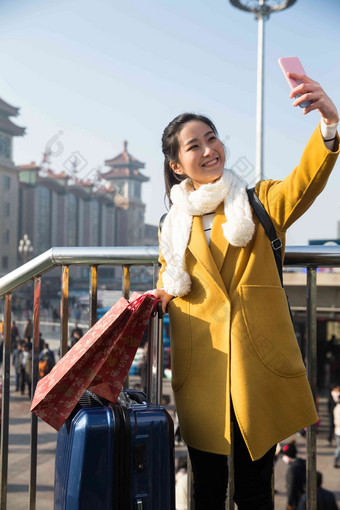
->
[168, 298, 192, 392]
[239, 285, 306, 378]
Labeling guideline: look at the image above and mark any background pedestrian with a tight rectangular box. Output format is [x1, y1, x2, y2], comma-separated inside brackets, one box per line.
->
[23, 319, 33, 343]
[175, 457, 188, 510]
[297, 471, 339, 510]
[281, 441, 306, 510]
[332, 385, 340, 468]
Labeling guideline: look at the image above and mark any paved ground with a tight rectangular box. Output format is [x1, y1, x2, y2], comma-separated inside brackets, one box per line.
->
[3, 366, 340, 509]
[6, 382, 57, 510]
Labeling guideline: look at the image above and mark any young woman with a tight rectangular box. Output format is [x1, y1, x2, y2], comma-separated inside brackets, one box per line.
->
[149, 73, 339, 509]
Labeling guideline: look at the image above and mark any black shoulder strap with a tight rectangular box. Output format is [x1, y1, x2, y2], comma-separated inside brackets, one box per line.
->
[159, 213, 167, 232]
[247, 187, 283, 285]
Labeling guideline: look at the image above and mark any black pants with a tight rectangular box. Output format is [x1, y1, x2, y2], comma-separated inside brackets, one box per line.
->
[188, 416, 276, 510]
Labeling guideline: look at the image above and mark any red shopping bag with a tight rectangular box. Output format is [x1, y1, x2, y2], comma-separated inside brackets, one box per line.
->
[31, 293, 157, 430]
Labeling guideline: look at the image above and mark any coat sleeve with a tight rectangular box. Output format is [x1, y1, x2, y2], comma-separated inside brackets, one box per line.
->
[255, 123, 339, 232]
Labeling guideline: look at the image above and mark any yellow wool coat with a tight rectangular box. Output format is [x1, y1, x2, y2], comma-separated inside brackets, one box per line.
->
[157, 124, 340, 461]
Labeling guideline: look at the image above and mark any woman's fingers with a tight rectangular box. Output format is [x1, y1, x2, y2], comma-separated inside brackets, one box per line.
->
[292, 91, 319, 107]
[145, 288, 159, 297]
[288, 73, 321, 101]
[287, 72, 316, 86]
[286, 73, 339, 124]
[289, 77, 320, 100]
[289, 83, 318, 99]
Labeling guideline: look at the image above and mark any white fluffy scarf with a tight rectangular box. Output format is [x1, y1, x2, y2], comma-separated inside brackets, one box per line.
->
[160, 168, 255, 297]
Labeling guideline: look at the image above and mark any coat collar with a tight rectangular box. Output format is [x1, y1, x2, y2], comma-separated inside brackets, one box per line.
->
[187, 203, 229, 295]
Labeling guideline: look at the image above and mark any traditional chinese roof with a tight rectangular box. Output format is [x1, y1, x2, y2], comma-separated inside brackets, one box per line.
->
[101, 141, 149, 182]
[17, 162, 40, 171]
[0, 97, 26, 136]
[0, 98, 20, 117]
[0, 114, 26, 136]
[18, 164, 69, 180]
[67, 180, 93, 199]
[80, 180, 94, 188]
[46, 169, 69, 180]
[104, 141, 145, 169]
[17, 163, 66, 190]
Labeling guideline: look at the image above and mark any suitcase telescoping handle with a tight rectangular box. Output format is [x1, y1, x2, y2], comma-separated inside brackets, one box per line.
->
[146, 301, 164, 405]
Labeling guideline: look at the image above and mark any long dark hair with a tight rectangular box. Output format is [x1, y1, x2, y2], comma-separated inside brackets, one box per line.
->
[161, 113, 219, 207]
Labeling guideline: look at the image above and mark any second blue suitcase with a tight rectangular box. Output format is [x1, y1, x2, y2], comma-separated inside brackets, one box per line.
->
[54, 390, 175, 510]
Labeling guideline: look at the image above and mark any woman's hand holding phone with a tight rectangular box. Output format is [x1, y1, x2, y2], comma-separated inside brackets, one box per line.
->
[278, 57, 338, 125]
[288, 72, 339, 125]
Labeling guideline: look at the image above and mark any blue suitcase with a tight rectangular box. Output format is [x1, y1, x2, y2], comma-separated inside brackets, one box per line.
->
[54, 390, 175, 509]
[54, 306, 175, 510]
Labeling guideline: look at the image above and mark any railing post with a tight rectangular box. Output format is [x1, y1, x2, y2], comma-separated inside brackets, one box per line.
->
[152, 262, 159, 289]
[122, 265, 130, 388]
[60, 266, 69, 357]
[0, 294, 12, 510]
[122, 265, 131, 300]
[306, 266, 317, 510]
[89, 266, 98, 328]
[29, 277, 41, 510]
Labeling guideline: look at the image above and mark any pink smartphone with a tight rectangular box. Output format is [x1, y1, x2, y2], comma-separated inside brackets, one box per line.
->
[278, 56, 312, 108]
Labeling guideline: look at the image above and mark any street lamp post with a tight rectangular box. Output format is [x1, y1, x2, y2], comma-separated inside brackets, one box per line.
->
[18, 234, 33, 264]
[229, 0, 297, 182]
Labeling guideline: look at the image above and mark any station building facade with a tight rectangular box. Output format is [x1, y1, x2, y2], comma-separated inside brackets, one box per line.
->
[0, 98, 26, 274]
[0, 97, 158, 281]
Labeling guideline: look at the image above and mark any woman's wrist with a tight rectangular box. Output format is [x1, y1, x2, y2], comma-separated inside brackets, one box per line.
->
[320, 119, 338, 140]
[322, 115, 339, 126]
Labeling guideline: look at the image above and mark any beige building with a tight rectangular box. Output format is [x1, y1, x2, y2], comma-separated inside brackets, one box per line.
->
[18, 165, 116, 254]
[17, 141, 158, 261]
[0, 94, 158, 289]
[0, 98, 26, 276]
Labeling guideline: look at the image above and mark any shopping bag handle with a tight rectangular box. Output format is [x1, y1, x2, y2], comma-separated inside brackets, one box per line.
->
[128, 293, 159, 312]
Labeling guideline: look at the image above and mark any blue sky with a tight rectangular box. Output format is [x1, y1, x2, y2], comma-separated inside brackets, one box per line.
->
[1, 0, 340, 244]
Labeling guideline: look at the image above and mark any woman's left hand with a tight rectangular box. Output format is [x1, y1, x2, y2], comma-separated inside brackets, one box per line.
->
[288, 72, 339, 125]
[144, 288, 173, 314]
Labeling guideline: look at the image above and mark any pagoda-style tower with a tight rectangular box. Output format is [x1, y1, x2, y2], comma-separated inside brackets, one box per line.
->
[0, 98, 26, 164]
[0, 97, 26, 275]
[101, 141, 149, 246]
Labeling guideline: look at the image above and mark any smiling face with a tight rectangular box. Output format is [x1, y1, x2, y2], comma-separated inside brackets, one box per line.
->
[170, 120, 225, 189]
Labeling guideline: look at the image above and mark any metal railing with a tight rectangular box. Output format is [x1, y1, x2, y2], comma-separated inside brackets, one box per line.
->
[0, 244, 339, 510]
